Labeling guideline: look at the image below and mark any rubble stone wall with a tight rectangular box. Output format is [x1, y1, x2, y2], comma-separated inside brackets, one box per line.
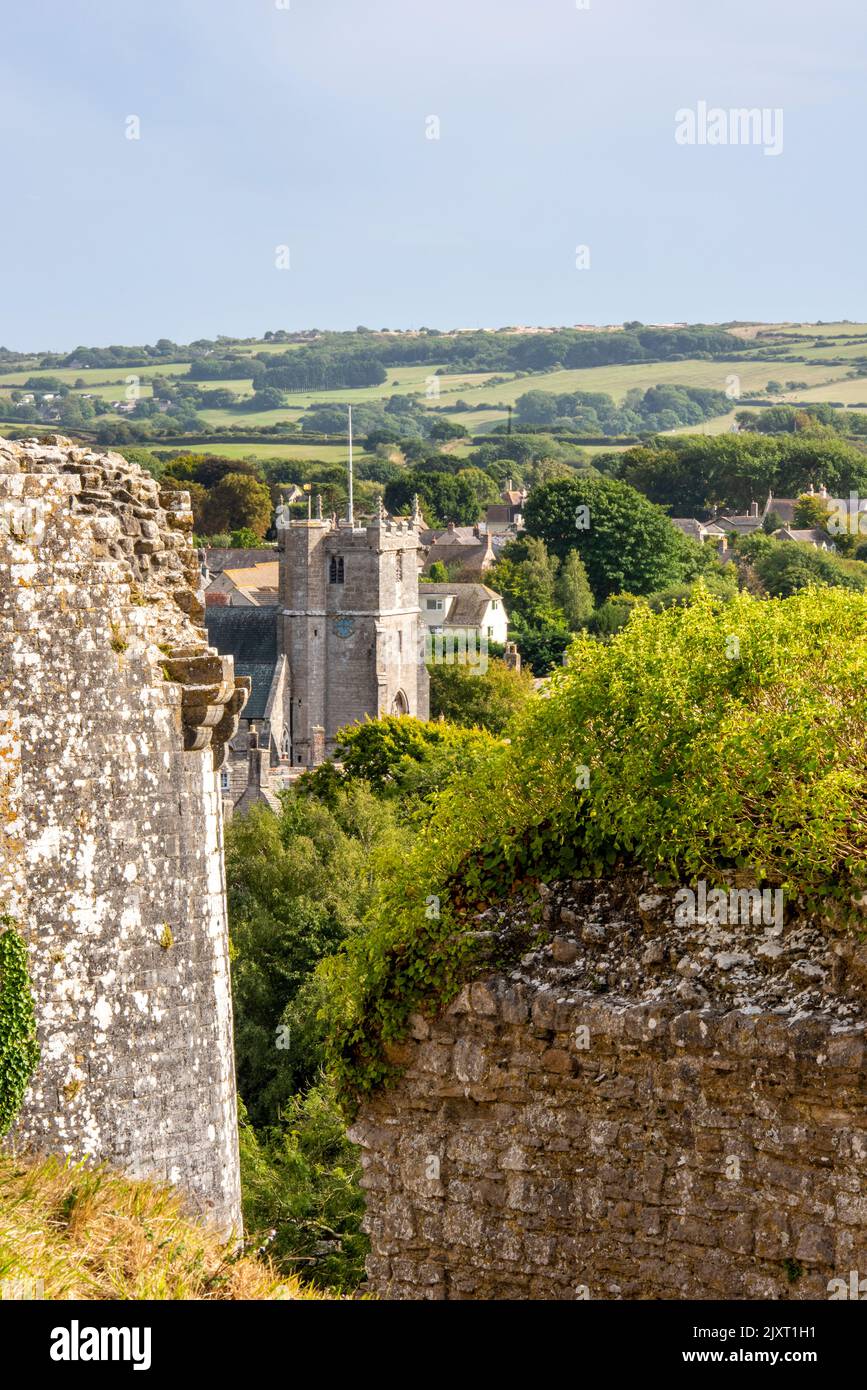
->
[351, 877, 867, 1299]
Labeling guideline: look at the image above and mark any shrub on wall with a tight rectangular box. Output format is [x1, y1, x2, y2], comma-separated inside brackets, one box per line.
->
[319, 586, 867, 1102]
[0, 920, 40, 1136]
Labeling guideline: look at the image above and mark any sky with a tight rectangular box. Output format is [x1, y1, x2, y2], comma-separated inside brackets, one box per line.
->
[1, 0, 866, 350]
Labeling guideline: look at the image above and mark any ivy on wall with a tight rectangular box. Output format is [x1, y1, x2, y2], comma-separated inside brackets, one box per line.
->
[0, 920, 40, 1137]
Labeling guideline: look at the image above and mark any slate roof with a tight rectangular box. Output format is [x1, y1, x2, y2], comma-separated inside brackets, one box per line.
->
[420, 582, 502, 626]
[670, 518, 726, 541]
[774, 527, 834, 546]
[205, 546, 277, 574]
[205, 604, 279, 721]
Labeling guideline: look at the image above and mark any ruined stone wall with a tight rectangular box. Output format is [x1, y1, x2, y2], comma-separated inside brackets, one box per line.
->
[351, 877, 867, 1299]
[0, 436, 247, 1234]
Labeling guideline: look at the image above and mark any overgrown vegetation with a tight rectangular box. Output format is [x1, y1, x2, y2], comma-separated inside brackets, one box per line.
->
[0, 921, 40, 1137]
[0, 1153, 323, 1299]
[316, 588, 867, 1103]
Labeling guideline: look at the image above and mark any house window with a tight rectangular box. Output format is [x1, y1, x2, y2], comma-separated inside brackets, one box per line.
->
[487, 626, 494, 638]
[220, 770, 230, 791]
[329, 556, 345, 584]
[426, 598, 444, 611]
[396, 552, 403, 582]
[491, 600, 498, 610]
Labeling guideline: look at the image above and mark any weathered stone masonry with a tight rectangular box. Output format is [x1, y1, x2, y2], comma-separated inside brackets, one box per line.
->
[351, 877, 867, 1299]
[0, 436, 247, 1234]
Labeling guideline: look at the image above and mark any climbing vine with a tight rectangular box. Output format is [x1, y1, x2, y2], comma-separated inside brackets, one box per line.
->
[0, 919, 40, 1137]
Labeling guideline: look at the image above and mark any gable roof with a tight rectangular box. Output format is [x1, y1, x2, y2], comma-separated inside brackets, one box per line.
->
[670, 518, 726, 540]
[774, 527, 834, 546]
[420, 582, 503, 626]
[205, 546, 277, 575]
[216, 561, 279, 598]
[204, 604, 279, 721]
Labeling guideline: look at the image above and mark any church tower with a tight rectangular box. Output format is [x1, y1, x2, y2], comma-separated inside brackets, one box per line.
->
[277, 415, 429, 765]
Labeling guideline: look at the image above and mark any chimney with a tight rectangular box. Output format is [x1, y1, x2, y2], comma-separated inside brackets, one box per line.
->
[750, 501, 759, 517]
[503, 641, 521, 673]
[234, 728, 281, 815]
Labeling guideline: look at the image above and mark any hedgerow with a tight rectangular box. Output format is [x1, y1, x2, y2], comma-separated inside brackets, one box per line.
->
[319, 587, 867, 1103]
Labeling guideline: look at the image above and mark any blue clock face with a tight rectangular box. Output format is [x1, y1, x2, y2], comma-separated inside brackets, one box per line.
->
[333, 617, 355, 638]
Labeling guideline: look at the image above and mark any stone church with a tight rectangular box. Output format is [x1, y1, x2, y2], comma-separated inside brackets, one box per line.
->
[206, 494, 430, 807]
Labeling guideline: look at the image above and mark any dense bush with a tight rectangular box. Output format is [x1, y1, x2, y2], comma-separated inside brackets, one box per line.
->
[427, 658, 536, 733]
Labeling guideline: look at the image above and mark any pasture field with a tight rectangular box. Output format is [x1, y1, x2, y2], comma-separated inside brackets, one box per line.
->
[785, 379, 867, 407]
[6, 324, 867, 449]
[426, 357, 849, 408]
[147, 440, 362, 464]
[0, 361, 192, 388]
[732, 321, 867, 340]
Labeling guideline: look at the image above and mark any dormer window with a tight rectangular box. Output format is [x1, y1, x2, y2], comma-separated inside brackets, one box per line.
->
[329, 556, 345, 584]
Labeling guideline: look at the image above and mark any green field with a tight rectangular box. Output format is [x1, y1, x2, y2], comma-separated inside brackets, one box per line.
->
[6, 322, 867, 449]
[787, 378, 867, 407]
[148, 440, 360, 464]
[0, 361, 192, 388]
[427, 357, 850, 409]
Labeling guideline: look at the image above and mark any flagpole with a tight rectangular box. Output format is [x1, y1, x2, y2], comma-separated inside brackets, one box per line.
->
[347, 405, 354, 526]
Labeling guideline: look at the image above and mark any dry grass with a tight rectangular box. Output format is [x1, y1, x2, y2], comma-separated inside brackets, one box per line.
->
[0, 1153, 329, 1300]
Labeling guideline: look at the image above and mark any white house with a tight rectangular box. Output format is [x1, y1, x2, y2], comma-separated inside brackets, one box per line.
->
[419, 582, 509, 656]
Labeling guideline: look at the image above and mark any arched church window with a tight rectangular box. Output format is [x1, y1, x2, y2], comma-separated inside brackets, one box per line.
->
[280, 728, 291, 759]
[391, 689, 409, 716]
[329, 555, 345, 584]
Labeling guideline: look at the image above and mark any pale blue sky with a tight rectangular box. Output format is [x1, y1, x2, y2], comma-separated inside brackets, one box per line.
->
[2, 0, 864, 349]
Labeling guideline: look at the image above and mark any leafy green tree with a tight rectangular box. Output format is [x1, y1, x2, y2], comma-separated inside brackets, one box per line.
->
[229, 526, 264, 548]
[203, 471, 272, 536]
[383, 469, 481, 526]
[753, 543, 866, 597]
[490, 537, 565, 631]
[239, 1084, 367, 1292]
[225, 787, 405, 1126]
[428, 417, 469, 441]
[793, 493, 832, 530]
[555, 550, 594, 628]
[244, 386, 288, 411]
[524, 475, 688, 600]
[427, 659, 535, 733]
[305, 715, 496, 804]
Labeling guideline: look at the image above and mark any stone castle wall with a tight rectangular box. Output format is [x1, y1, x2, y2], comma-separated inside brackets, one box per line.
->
[351, 877, 867, 1299]
[0, 436, 247, 1234]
